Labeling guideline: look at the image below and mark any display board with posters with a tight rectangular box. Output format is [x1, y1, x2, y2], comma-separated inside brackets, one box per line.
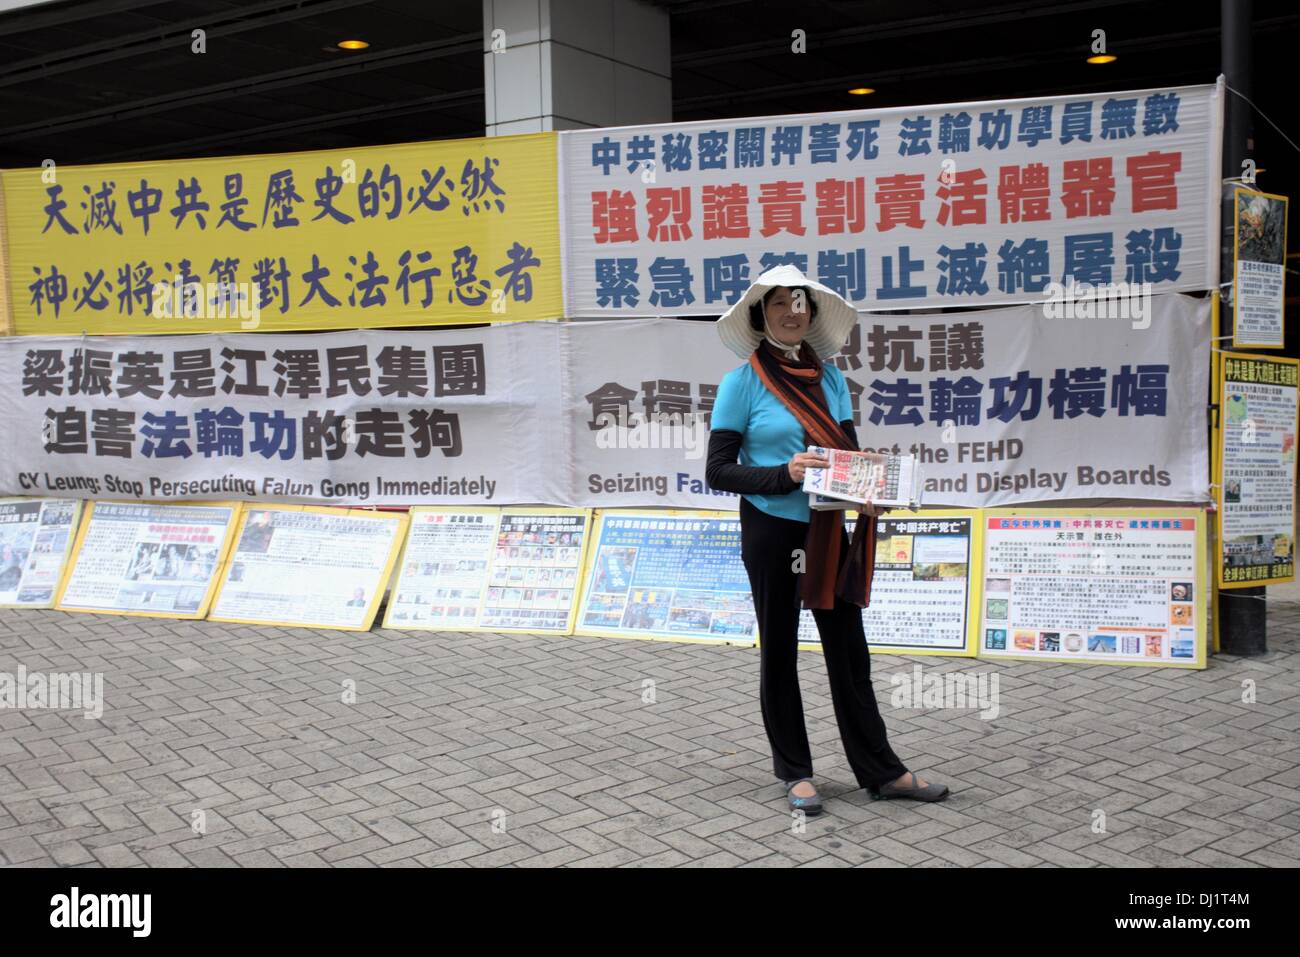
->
[1231, 188, 1289, 348]
[0, 498, 84, 608]
[560, 81, 1223, 316]
[1217, 353, 1298, 587]
[383, 507, 500, 630]
[209, 506, 406, 630]
[796, 510, 981, 656]
[0, 134, 560, 335]
[385, 506, 592, 635]
[574, 510, 757, 645]
[55, 502, 240, 617]
[979, 508, 1206, 668]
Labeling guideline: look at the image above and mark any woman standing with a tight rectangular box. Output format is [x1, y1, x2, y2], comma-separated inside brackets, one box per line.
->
[706, 264, 949, 815]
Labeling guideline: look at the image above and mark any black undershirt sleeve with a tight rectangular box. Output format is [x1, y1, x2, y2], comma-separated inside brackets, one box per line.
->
[705, 419, 860, 497]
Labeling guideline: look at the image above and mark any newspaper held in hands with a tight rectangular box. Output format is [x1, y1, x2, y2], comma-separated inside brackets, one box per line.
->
[802, 446, 924, 511]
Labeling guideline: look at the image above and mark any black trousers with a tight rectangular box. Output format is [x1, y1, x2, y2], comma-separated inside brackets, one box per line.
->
[739, 496, 908, 790]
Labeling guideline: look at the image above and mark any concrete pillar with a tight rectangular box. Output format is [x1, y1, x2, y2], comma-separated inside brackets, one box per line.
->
[483, 0, 672, 135]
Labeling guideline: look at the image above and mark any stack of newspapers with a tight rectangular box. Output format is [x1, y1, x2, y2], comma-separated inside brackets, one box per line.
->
[801, 446, 925, 512]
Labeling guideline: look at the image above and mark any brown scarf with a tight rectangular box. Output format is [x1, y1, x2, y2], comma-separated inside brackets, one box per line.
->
[749, 340, 878, 610]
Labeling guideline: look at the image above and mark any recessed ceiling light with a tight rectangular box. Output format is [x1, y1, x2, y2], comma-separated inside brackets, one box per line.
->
[847, 87, 875, 95]
[1087, 54, 1117, 64]
[338, 39, 370, 50]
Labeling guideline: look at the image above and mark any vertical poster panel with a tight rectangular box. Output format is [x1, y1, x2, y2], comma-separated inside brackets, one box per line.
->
[1, 133, 560, 334]
[209, 506, 406, 630]
[475, 508, 592, 636]
[1231, 188, 1289, 348]
[980, 508, 1207, 668]
[795, 510, 982, 657]
[574, 509, 757, 646]
[1217, 352, 1299, 587]
[382, 507, 501, 630]
[0, 498, 83, 608]
[54, 501, 240, 618]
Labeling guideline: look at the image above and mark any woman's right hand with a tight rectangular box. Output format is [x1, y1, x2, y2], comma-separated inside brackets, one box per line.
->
[787, 450, 830, 483]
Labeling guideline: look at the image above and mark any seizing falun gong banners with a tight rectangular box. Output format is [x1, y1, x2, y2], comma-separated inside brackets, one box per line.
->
[795, 510, 982, 656]
[1217, 353, 1298, 588]
[0, 133, 560, 335]
[383, 507, 592, 636]
[0, 498, 83, 608]
[979, 508, 1206, 668]
[209, 506, 407, 631]
[54, 501, 240, 618]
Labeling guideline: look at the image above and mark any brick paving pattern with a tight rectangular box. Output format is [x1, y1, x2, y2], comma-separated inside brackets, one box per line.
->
[1, 598, 1297, 867]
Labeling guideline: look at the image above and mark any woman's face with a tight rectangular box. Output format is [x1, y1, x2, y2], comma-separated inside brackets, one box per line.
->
[764, 286, 812, 346]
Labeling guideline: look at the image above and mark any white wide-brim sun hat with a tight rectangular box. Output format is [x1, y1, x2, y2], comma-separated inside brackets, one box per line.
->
[715, 264, 860, 360]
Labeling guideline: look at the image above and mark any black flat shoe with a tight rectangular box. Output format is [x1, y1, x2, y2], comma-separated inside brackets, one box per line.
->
[869, 771, 949, 802]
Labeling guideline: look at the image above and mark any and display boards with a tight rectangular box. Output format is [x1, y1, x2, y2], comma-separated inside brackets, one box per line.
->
[382, 506, 592, 635]
[54, 501, 241, 618]
[1231, 188, 1289, 348]
[795, 510, 982, 657]
[979, 508, 1207, 668]
[208, 505, 407, 630]
[0, 498, 84, 608]
[1216, 352, 1299, 587]
[573, 509, 757, 645]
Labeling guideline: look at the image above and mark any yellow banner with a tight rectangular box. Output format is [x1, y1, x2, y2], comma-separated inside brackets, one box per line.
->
[0, 133, 559, 334]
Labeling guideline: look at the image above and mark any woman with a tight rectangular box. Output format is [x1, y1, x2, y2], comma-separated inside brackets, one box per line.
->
[706, 264, 949, 815]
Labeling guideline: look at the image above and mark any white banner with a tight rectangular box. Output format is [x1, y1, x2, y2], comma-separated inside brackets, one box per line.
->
[565, 295, 1211, 508]
[560, 81, 1222, 315]
[1, 296, 1209, 509]
[1, 324, 568, 508]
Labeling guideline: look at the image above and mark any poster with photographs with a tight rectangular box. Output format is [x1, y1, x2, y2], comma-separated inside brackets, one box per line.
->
[210, 506, 407, 630]
[574, 510, 757, 645]
[796, 511, 981, 656]
[383, 508, 500, 630]
[1232, 188, 1289, 348]
[56, 502, 239, 617]
[980, 509, 1206, 668]
[475, 508, 591, 634]
[0, 498, 83, 608]
[1217, 353, 1298, 588]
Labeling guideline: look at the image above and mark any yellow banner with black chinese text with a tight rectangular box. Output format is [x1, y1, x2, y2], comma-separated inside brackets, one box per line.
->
[0, 133, 559, 334]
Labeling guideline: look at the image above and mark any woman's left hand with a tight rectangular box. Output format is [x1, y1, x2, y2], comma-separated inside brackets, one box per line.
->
[858, 502, 887, 518]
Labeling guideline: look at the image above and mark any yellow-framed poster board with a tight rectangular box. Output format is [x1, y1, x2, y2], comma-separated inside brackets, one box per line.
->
[383, 506, 593, 637]
[1216, 351, 1298, 588]
[979, 507, 1207, 668]
[795, 508, 984, 658]
[208, 505, 406, 631]
[54, 500, 241, 618]
[1231, 187, 1289, 348]
[573, 509, 755, 646]
[0, 498, 84, 608]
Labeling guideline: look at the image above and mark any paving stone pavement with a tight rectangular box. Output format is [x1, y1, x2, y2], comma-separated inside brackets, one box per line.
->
[1, 600, 1297, 868]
